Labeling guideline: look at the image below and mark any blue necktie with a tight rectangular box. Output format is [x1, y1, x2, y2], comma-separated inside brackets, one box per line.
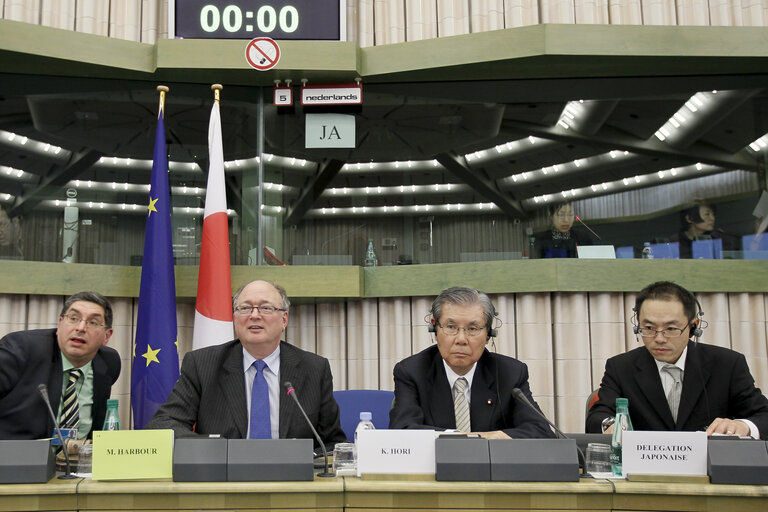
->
[249, 360, 271, 439]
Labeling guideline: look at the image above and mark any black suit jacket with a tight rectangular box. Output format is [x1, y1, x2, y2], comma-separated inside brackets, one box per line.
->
[586, 343, 768, 439]
[147, 340, 346, 450]
[389, 346, 555, 438]
[0, 328, 121, 440]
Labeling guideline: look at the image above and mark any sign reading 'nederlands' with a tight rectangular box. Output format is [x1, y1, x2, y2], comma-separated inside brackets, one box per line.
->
[171, 0, 343, 40]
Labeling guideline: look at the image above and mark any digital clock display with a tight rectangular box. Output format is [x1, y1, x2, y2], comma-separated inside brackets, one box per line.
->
[171, 0, 343, 40]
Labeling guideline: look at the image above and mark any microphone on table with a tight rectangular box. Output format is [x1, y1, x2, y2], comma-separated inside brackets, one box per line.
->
[284, 381, 333, 477]
[511, 387, 586, 470]
[38, 383, 77, 480]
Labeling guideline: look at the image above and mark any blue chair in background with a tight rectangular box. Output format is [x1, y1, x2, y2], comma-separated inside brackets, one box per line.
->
[333, 389, 395, 442]
[650, 242, 680, 259]
[742, 234, 768, 259]
[692, 238, 722, 259]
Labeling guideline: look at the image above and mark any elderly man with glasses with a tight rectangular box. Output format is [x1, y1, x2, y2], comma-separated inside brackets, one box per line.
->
[148, 280, 345, 452]
[0, 291, 120, 440]
[389, 286, 554, 439]
[586, 281, 768, 439]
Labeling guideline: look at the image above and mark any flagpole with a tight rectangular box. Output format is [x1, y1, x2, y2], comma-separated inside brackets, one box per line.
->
[212, 83, 223, 104]
[157, 85, 169, 117]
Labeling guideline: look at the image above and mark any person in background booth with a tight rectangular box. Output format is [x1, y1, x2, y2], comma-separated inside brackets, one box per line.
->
[669, 202, 734, 258]
[0, 291, 120, 440]
[586, 281, 768, 439]
[533, 202, 593, 258]
[147, 280, 346, 452]
[389, 286, 554, 439]
[0, 205, 22, 259]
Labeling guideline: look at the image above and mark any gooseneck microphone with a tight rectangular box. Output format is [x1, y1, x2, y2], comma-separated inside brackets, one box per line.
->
[37, 384, 77, 479]
[575, 217, 602, 240]
[511, 387, 586, 469]
[283, 381, 333, 477]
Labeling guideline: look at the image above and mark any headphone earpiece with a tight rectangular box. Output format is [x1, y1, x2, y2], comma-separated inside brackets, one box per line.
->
[691, 297, 704, 338]
[487, 328, 498, 339]
[632, 325, 641, 335]
[427, 323, 436, 334]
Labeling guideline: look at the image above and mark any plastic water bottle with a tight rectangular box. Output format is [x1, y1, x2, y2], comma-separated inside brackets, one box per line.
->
[354, 411, 376, 446]
[102, 399, 120, 431]
[610, 398, 633, 477]
[641, 242, 654, 259]
[364, 239, 378, 267]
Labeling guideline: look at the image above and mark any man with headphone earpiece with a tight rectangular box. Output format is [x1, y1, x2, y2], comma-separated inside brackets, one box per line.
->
[586, 281, 768, 439]
[389, 286, 555, 439]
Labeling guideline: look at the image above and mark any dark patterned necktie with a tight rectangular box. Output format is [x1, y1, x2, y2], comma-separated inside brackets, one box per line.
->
[60, 368, 83, 431]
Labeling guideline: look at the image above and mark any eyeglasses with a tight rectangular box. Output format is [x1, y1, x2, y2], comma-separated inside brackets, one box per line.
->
[436, 322, 486, 338]
[637, 326, 689, 338]
[234, 304, 286, 316]
[61, 313, 106, 330]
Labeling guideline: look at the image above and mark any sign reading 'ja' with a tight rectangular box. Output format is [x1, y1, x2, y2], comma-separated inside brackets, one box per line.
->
[305, 114, 355, 148]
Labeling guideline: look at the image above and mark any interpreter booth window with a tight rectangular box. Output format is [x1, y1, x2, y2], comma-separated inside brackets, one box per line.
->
[1, 80, 767, 266]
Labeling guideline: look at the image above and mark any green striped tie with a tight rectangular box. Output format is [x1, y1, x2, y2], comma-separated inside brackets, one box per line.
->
[60, 369, 82, 431]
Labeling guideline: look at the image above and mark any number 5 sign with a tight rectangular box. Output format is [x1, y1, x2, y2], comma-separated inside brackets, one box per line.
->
[245, 37, 281, 71]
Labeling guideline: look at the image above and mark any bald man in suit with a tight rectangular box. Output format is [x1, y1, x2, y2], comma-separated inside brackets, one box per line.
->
[148, 280, 345, 451]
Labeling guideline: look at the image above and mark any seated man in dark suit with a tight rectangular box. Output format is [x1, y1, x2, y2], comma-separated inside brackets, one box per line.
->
[148, 280, 346, 451]
[586, 281, 768, 438]
[389, 286, 554, 439]
[0, 291, 121, 439]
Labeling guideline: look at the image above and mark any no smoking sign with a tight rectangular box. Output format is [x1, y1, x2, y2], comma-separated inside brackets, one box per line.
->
[245, 37, 281, 71]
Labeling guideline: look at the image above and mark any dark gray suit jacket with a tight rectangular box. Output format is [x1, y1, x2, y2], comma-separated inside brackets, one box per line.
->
[0, 328, 121, 439]
[147, 340, 346, 450]
[389, 346, 555, 438]
[586, 342, 768, 439]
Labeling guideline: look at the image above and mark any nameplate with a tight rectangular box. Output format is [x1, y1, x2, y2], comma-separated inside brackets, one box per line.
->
[92, 429, 174, 480]
[356, 429, 437, 476]
[623, 431, 707, 477]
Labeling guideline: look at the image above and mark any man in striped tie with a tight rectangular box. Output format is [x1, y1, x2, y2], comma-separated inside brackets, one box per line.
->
[0, 291, 121, 440]
[390, 286, 555, 439]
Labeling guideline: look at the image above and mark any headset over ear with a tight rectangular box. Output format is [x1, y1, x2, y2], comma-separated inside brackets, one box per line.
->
[631, 296, 705, 338]
[426, 304, 500, 338]
[690, 298, 704, 337]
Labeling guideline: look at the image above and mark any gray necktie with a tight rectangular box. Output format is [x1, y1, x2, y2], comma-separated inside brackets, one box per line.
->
[662, 364, 683, 423]
[453, 377, 471, 433]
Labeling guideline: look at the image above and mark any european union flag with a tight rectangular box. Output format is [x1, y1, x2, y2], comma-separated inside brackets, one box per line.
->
[131, 109, 180, 429]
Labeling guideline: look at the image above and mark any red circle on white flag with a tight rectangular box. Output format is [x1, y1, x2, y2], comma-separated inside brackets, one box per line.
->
[245, 37, 280, 71]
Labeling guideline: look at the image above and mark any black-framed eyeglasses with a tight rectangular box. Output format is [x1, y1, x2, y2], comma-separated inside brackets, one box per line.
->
[436, 322, 486, 338]
[61, 313, 106, 330]
[234, 304, 286, 316]
[637, 326, 689, 338]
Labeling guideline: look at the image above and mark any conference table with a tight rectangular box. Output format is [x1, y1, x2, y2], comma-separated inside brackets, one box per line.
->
[1, 475, 767, 512]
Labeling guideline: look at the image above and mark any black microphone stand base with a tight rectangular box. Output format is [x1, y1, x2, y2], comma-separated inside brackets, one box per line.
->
[316, 470, 335, 478]
[57, 473, 78, 480]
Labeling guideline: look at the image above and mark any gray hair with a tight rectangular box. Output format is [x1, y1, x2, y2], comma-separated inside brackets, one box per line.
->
[232, 280, 291, 311]
[61, 291, 113, 328]
[430, 286, 496, 331]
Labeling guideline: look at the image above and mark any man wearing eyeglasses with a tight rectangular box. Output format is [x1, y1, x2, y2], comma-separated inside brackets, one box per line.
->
[586, 281, 768, 439]
[389, 286, 554, 439]
[148, 280, 346, 451]
[0, 291, 120, 440]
